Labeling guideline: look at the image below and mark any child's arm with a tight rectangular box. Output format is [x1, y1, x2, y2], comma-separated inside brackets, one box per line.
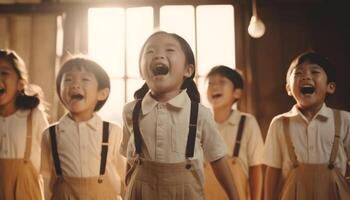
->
[249, 165, 263, 200]
[264, 166, 281, 200]
[40, 129, 55, 200]
[210, 157, 239, 200]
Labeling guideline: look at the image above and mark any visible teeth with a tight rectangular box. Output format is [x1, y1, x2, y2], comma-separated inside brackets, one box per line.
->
[0, 88, 5, 94]
[300, 86, 315, 94]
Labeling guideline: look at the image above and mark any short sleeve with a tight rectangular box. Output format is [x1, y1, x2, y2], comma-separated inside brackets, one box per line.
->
[262, 116, 283, 168]
[201, 107, 227, 162]
[119, 103, 133, 157]
[245, 114, 264, 166]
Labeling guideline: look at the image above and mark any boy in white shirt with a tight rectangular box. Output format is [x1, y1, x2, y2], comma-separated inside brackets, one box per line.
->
[41, 57, 125, 200]
[263, 52, 350, 200]
[205, 65, 264, 200]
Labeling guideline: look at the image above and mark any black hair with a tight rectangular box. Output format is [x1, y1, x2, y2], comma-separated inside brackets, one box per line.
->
[134, 31, 200, 103]
[286, 52, 336, 84]
[206, 65, 244, 89]
[56, 57, 110, 111]
[0, 49, 43, 110]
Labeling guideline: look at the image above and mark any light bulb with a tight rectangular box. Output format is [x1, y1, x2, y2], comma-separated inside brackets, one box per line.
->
[248, 16, 266, 38]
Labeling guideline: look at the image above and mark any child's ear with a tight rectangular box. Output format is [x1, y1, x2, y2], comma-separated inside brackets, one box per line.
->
[184, 64, 195, 78]
[327, 82, 336, 94]
[286, 83, 292, 96]
[17, 79, 25, 91]
[233, 88, 242, 99]
[97, 88, 110, 101]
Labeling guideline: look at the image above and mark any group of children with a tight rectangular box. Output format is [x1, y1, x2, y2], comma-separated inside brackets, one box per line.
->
[0, 30, 349, 200]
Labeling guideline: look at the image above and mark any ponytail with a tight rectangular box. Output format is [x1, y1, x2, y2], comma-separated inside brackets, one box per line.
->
[134, 82, 149, 100]
[182, 78, 200, 103]
[15, 91, 40, 110]
[15, 84, 47, 111]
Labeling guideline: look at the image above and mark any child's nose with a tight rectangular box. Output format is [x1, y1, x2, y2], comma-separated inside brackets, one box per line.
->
[154, 53, 165, 60]
[70, 80, 81, 89]
[301, 72, 312, 80]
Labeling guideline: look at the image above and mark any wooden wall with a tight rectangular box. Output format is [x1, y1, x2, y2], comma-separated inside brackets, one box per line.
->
[236, 1, 350, 137]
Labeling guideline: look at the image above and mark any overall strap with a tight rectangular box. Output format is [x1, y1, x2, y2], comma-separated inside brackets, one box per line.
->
[185, 101, 199, 159]
[328, 109, 341, 169]
[49, 125, 62, 176]
[233, 115, 246, 157]
[24, 110, 33, 162]
[99, 121, 110, 177]
[283, 117, 299, 168]
[132, 100, 143, 155]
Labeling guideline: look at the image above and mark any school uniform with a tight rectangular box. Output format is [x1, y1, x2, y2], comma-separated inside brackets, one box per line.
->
[263, 104, 350, 199]
[204, 110, 264, 200]
[41, 113, 125, 200]
[121, 90, 227, 200]
[0, 108, 48, 200]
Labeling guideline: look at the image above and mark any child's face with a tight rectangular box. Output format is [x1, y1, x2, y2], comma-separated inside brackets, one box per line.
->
[0, 59, 23, 113]
[286, 62, 335, 110]
[207, 74, 241, 109]
[60, 67, 109, 119]
[140, 33, 194, 98]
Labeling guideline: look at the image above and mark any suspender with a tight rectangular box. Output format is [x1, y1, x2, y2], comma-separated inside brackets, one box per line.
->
[24, 110, 33, 163]
[232, 115, 246, 157]
[132, 100, 143, 155]
[186, 101, 199, 159]
[49, 121, 110, 177]
[49, 125, 62, 176]
[100, 122, 109, 176]
[132, 99, 199, 159]
[283, 109, 342, 169]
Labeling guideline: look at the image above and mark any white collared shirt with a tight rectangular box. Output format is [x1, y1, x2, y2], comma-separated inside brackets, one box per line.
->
[120, 90, 227, 183]
[0, 108, 48, 172]
[217, 110, 264, 177]
[41, 113, 125, 195]
[263, 104, 350, 178]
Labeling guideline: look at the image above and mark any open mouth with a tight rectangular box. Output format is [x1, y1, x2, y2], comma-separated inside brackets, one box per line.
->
[152, 64, 169, 76]
[212, 94, 222, 99]
[300, 85, 315, 94]
[0, 88, 5, 95]
[71, 94, 84, 100]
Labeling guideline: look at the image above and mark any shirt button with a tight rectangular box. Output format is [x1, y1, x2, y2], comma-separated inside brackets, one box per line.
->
[309, 146, 314, 151]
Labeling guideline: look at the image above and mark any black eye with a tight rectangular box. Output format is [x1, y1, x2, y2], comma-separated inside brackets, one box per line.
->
[145, 49, 154, 54]
[166, 48, 175, 52]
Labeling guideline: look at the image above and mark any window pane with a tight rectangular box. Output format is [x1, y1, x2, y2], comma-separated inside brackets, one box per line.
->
[127, 7, 154, 78]
[160, 6, 196, 55]
[197, 5, 235, 76]
[197, 77, 210, 108]
[127, 78, 144, 102]
[98, 79, 125, 124]
[88, 8, 125, 78]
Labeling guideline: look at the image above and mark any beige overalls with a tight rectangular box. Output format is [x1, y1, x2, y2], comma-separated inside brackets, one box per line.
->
[280, 110, 350, 200]
[49, 122, 120, 200]
[124, 100, 204, 200]
[0, 110, 42, 200]
[204, 115, 249, 200]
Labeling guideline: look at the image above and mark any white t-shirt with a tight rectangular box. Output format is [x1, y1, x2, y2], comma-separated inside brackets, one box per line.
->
[0, 107, 48, 172]
[41, 113, 125, 195]
[120, 90, 227, 183]
[216, 110, 264, 177]
[263, 104, 350, 178]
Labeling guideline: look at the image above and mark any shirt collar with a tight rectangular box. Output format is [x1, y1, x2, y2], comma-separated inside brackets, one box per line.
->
[285, 103, 330, 122]
[141, 90, 188, 115]
[225, 110, 241, 126]
[60, 112, 102, 131]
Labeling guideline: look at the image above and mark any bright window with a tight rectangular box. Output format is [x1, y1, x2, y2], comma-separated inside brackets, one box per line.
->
[88, 5, 235, 123]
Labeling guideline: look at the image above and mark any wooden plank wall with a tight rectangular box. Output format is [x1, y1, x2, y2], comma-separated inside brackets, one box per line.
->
[238, 1, 350, 137]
